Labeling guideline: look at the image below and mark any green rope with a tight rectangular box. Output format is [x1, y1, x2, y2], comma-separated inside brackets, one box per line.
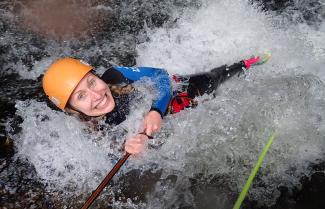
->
[233, 132, 277, 209]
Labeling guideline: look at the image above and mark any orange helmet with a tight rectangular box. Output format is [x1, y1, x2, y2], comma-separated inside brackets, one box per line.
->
[42, 57, 93, 110]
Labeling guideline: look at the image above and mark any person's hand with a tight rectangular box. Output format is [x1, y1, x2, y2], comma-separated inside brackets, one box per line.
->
[142, 110, 162, 136]
[124, 134, 148, 155]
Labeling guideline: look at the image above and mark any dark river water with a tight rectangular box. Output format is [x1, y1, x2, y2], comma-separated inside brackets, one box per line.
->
[1, 0, 325, 208]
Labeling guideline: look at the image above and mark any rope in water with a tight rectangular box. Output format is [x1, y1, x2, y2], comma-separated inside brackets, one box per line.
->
[233, 132, 277, 209]
[80, 132, 152, 208]
[81, 153, 131, 209]
[80, 132, 275, 209]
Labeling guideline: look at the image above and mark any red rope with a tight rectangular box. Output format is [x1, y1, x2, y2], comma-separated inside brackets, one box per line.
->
[81, 153, 131, 209]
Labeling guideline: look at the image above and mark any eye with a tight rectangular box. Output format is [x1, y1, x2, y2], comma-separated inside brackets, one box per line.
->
[77, 92, 86, 100]
[89, 78, 96, 88]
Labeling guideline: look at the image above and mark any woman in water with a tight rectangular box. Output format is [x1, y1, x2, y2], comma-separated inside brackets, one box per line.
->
[42, 52, 271, 155]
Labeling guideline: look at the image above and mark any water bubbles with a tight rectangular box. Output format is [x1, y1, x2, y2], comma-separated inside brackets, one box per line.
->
[2, 0, 325, 208]
[134, 0, 325, 206]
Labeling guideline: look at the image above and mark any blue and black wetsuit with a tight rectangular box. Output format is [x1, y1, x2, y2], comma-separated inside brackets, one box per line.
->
[101, 61, 246, 125]
[101, 66, 171, 125]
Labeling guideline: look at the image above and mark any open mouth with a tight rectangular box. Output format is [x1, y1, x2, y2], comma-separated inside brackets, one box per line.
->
[95, 93, 108, 109]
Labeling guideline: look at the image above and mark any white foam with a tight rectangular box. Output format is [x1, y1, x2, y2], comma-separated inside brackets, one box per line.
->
[10, 0, 325, 207]
[136, 0, 325, 81]
[134, 0, 325, 206]
[14, 82, 155, 195]
[15, 100, 115, 193]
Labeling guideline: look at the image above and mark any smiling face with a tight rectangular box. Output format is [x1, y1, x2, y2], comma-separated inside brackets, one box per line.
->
[68, 72, 115, 117]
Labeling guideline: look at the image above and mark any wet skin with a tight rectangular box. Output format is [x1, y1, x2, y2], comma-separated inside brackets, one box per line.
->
[69, 72, 115, 117]
[68, 72, 161, 155]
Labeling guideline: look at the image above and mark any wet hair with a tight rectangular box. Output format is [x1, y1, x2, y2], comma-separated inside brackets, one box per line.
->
[107, 83, 135, 97]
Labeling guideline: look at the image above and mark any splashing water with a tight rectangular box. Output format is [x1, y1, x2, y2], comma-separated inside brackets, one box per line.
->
[133, 0, 325, 206]
[1, 0, 325, 208]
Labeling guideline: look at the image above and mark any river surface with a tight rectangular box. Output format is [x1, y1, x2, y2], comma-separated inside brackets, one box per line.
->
[0, 0, 325, 208]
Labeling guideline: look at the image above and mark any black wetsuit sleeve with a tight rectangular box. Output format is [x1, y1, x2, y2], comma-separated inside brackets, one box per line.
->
[101, 67, 131, 85]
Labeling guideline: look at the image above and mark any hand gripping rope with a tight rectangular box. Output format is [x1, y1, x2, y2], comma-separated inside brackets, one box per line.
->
[80, 132, 153, 209]
[80, 132, 276, 209]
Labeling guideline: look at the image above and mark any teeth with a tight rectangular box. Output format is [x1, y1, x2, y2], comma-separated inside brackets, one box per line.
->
[96, 94, 106, 109]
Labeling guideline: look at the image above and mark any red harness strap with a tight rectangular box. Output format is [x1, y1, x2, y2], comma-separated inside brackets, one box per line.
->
[168, 92, 197, 114]
[168, 75, 198, 114]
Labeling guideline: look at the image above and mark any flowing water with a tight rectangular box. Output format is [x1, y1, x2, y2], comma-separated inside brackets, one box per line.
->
[1, 0, 325, 208]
